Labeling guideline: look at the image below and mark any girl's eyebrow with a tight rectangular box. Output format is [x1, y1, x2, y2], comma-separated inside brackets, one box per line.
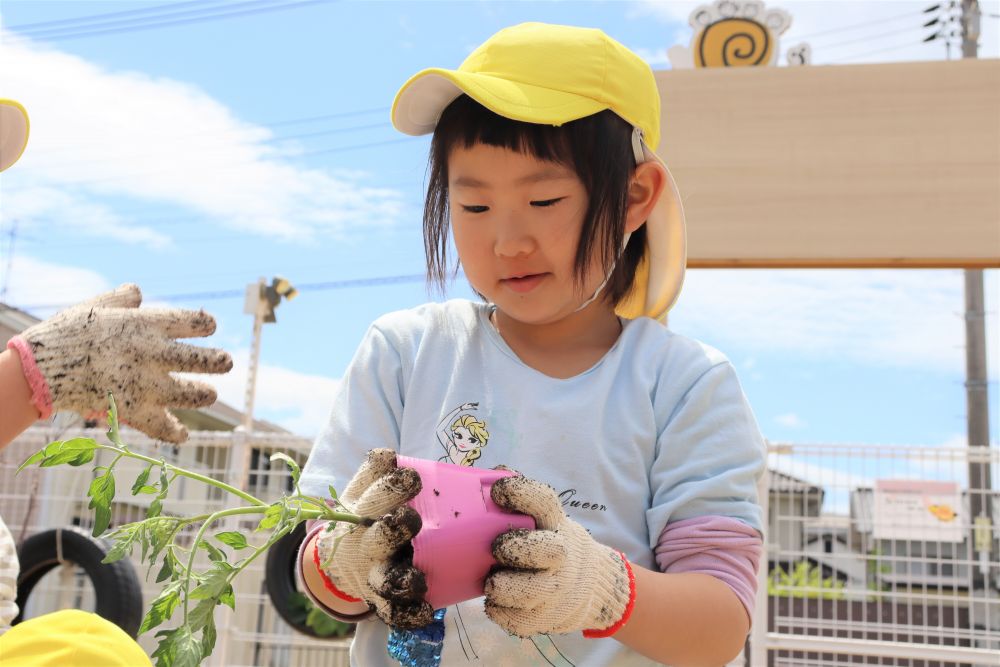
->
[451, 169, 575, 188]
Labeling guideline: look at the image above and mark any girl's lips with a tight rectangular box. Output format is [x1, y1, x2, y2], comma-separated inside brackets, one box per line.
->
[501, 273, 546, 294]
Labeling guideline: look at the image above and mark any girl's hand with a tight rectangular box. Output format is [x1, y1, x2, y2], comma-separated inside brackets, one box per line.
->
[485, 475, 636, 638]
[10, 284, 231, 443]
[314, 449, 434, 629]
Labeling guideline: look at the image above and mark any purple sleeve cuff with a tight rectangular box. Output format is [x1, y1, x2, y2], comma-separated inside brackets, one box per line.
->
[296, 521, 374, 623]
[654, 515, 762, 625]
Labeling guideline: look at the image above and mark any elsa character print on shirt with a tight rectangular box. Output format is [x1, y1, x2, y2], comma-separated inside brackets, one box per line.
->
[436, 402, 489, 466]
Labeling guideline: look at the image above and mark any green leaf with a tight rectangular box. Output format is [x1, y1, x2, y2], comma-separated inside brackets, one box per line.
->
[16, 449, 45, 474]
[197, 540, 227, 563]
[106, 393, 122, 446]
[87, 469, 116, 537]
[255, 502, 283, 532]
[200, 616, 217, 658]
[102, 524, 140, 563]
[269, 452, 301, 486]
[306, 604, 353, 637]
[132, 464, 153, 495]
[154, 553, 174, 584]
[187, 597, 217, 632]
[151, 627, 181, 667]
[190, 561, 234, 600]
[39, 438, 98, 468]
[139, 581, 182, 634]
[172, 626, 201, 667]
[219, 584, 235, 610]
[214, 531, 249, 550]
[147, 519, 176, 566]
[328, 484, 338, 502]
[148, 496, 162, 519]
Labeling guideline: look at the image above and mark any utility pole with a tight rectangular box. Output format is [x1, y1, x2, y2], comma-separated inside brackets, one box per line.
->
[959, 0, 995, 604]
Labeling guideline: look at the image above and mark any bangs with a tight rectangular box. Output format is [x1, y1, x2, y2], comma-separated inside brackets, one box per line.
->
[433, 95, 575, 167]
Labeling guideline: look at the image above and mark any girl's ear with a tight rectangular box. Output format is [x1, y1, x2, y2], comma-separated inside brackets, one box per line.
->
[625, 160, 668, 235]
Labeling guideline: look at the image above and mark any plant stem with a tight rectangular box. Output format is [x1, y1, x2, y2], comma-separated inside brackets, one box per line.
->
[96, 444, 265, 507]
[181, 505, 268, 624]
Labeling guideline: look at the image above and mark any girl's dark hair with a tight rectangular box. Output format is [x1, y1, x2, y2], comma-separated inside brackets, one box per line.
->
[423, 94, 646, 308]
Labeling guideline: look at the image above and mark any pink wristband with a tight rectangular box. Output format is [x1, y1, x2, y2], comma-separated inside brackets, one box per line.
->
[7, 337, 53, 419]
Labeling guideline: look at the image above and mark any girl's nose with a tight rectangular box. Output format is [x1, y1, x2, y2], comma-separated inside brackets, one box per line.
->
[493, 213, 535, 258]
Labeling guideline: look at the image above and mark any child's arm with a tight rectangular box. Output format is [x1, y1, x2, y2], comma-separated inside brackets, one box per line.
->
[0, 349, 39, 448]
[614, 567, 748, 665]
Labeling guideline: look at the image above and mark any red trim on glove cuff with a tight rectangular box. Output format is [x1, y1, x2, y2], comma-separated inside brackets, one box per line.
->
[7, 337, 53, 419]
[312, 533, 362, 603]
[583, 551, 636, 639]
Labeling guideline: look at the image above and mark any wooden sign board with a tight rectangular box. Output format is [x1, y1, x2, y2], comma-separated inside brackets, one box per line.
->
[655, 59, 1000, 268]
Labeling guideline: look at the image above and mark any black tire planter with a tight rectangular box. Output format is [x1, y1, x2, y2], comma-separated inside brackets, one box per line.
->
[14, 526, 144, 638]
[264, 521, 353, 638]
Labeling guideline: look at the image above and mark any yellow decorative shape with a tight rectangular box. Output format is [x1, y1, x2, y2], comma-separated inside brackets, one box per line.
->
[927, 504, 957, 522]
[695, 17, 773, 68]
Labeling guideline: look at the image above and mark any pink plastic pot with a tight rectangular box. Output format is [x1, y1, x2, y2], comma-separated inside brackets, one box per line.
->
[396, 455, 536, 609]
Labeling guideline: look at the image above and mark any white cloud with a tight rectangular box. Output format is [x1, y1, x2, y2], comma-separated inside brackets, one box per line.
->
[670, 268, 1000, 376]
[0, 255, 111, 313]
[0, 31, 405, 244]
[189, 348, 340, 438]
[775, 412, 806, 428]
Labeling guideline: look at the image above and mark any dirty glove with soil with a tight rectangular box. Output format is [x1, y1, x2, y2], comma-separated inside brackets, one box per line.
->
[314, 448, 434, 629]
[485, 474, 636, 638]
[7, 284, 232, 443]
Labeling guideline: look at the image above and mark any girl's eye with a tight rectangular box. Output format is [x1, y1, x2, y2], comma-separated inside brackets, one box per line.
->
[461, 205, 489, 213]
[530, 197, 565, 208]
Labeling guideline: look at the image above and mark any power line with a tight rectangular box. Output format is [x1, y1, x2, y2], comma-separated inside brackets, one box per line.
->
[15, 273, 432, 311]
[810, 23, 932, 52]
[6, 0, 221, 31]
[793, 7, 929, 41]
[5, 0, 329, 43]
[831, 38, 938, 63]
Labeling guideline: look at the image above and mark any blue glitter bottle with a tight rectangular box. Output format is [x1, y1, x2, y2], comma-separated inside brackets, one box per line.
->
[386, 608, 447, 667]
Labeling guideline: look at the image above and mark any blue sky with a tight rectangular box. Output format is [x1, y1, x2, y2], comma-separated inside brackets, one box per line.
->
[1, 0, 997, 461]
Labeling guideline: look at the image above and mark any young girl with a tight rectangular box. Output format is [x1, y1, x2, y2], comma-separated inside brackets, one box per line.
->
[298, 22, 765, 667]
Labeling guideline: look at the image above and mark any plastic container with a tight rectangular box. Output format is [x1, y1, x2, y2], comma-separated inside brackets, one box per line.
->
[396, 455, 536, 609]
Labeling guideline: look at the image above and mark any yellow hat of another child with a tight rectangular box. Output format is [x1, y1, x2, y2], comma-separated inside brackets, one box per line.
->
[0, 99, 30, 172]
[392, 22, 687, 321]
[0, 609, 153, 667]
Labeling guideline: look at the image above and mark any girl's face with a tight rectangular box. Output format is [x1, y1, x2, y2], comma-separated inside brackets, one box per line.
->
[449, 143, 608, 326]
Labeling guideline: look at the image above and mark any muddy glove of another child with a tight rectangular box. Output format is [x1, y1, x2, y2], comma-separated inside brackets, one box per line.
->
[315, 449, 435, 629]
[485, 474, 636, 638]
[7, 284, 231, 443]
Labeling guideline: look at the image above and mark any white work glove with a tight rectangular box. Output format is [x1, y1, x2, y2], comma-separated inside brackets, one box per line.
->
[10, 284, 231, 443]
[485, 474, 636, 638]
[315, 449, 434, 629]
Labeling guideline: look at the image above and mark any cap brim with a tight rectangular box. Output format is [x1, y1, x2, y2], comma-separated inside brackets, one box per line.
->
[615, 146, 687, 323]
[0, 99, 30, 172]
[392, 68, 607, 136]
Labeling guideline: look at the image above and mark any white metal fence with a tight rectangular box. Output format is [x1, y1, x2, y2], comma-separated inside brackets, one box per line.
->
[757, 442, 1000, 667]
[3, 426, 998, 666]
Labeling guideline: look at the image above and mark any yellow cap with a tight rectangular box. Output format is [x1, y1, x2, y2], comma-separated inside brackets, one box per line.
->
[392, 22, 687, 321]
[0, 99, 30, 172]
[0, 610, 153, 667]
